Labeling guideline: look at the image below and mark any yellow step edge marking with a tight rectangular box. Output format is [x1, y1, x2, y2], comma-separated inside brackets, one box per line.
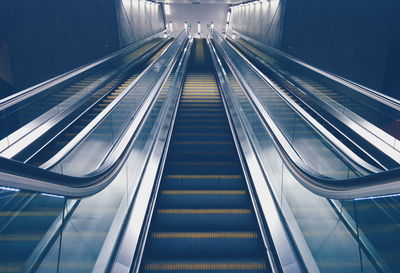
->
[180, 100, 221, 103]
[175, 125, 226, 129]
[161, 190, 245, 195]
[183, 94, 219, 96]
[173, 141, 232, 145]
[184, 84, 216, 86]
[184, 83, 217, 85]
[0, 211, 60, 217]
[183, 91, 219, 93]
[173, 151, 235, 155]
[0, 266, 21, 272]
[184, 86, 217, 88]
[183, 90, 219, 93]
[152, 232, 257, 239]
[0, 232, 107, 241]
[165, 175, 241, 179]
[182, 92, 219, 94]
[168, 161, 236, 166]
[179, 108, 223, 111]
[178, 104, 223, 107]
[158, 209, 251, 214]
[182, 96, 220, 99]
[178, 114, 224, 116]
[184, 87, 218, 90]
[174, 133, 229, 136]
[184, 88, 218, 90]
[145, 263, 265, 270]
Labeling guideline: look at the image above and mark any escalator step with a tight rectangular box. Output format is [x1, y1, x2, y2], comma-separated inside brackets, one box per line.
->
[157, 190, 251, 208]
[162, 175, 244, 190]
[139, 39, 268, 273]
[152, 209, 257, 231]
[145, 232, 263, 259]
[142, 260, 268, 272]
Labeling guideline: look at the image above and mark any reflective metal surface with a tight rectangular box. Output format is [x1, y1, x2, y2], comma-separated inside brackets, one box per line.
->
[0, 33, 190, 273]
[0, 33, 168, 158]
[0, 31, 189, 197]
[210, 29, 400, 273]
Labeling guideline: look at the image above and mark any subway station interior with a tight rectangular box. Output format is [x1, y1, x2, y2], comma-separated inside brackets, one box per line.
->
[0, 0, 400, 272]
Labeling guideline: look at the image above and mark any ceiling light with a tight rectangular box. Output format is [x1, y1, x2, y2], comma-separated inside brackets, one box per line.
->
[165, 4, 171, 15]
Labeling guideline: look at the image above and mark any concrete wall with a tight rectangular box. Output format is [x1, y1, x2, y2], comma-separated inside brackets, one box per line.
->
[230, 0, 400, 98]
[116, 0, 165, 47]
[166, 3, 229, 38]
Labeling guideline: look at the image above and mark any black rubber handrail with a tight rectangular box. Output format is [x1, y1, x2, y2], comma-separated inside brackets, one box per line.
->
[0, 30, 190, 198]
[211, 30, 400, 200]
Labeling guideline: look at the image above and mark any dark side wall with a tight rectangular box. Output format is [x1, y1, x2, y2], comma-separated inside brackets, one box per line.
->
[230, 0, 400, 98]
[0, 0, 165, 98]
[0, 0, 120, 97]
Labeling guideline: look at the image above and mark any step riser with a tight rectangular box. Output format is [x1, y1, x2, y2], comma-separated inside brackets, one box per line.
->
[164, 166, 242, 175]
[157, 194, 251, 209]
[145, 237, 264, 259]
[152, 214, 258, 231]
[162, 178, 245, 190]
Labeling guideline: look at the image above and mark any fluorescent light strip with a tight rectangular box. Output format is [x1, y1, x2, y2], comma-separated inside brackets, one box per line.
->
[165, 4, 171, 15]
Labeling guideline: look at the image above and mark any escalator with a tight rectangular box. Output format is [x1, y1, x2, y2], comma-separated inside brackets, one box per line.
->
[0, 37, 163, 144]
[0, 32, 190, 272]
[231, 37, 394, 131]
[1, 30, 400, 273]
[228, 36, 400, 169]
[24, 41, 173, 166]
[139, 39, 271, 272]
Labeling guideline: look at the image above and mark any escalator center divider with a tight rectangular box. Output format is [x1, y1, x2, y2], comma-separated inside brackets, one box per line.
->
[138, 38, 271, 272]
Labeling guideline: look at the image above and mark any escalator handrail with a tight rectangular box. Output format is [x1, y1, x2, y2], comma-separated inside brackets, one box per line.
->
[0, 38, 172, 160]
[226, 32, 400, 169]
[212, 30, 400, 200]
[38, 38, 173, 170]
[226, 34, 388, 173]
[0, 30, 189, 198]
[0, 31, 167, 111]
[110, 36, 193, 273]
[229, 30, 400, 112]
[207, 34, 308, 273]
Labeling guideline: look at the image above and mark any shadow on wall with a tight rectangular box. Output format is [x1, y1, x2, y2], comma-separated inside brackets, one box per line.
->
[383, 39, 400, 99]
[0, 39, 14, 99]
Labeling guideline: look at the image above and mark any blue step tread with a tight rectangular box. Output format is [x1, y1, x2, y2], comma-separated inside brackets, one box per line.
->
[144, 232, 264, 258]
[139, 39, 268, 273]
[142, 259, 270, 272]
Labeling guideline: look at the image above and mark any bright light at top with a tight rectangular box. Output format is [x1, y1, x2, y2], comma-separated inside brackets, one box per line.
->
[165, 4, 171, 15]
[226, 11, 231, 22]
[197, 22, 201, 34]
